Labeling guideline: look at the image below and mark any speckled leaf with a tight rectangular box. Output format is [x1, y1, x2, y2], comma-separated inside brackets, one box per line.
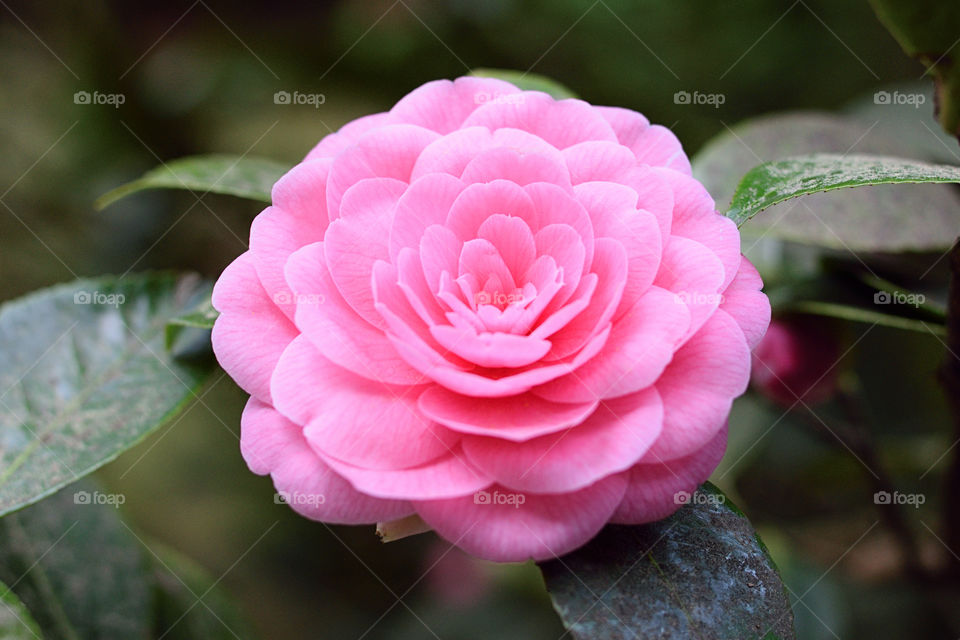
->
[539, 483, 795, 640]
[95, 154, 289, 210]
[0, 273, 214, 517]
[727, 153, 960, 230]
[0, 581, 42, 639]
[0, 480, 152, 640]
[869, 0, 960, 138]
[470, 68, 578, 99]
[693, 114, 960, 250]
[150, 544, 256, 640]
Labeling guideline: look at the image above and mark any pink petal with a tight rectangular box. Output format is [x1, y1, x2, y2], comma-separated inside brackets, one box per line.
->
[318, 446, 491, 500]
[534, 286, 690, 403]
[462, 93, 618, 149]
[389, 77, 522, 134]
[619, 166, 676, 240]
[284, 242, 423, 385]
[562, 140, 637, 183]
[324, 178, 406, 328]
[414, 473, 629, 562]
[654, 236, 725, 342]
[462, 388, 662, 493]
[430, 324, 551, 368]
[476, 214, 537, 278]
[460, 147, 571, 187]
[612, 424, 728, 523]
[411, 126, 561, 180]
[647, 310, 750, 460]
[271, 336, 458, 469]
[212, 252, 297, 403]
[418, 386, 598, 441]
[304, 112, 396, 161]
[446, 180, 538, 242]
[241, 398, 411, 524]
[720, 256, 770, 349]
[595, 106, 691, 175]
[390, 173, 465, 261]
[325, 124, 438, 219]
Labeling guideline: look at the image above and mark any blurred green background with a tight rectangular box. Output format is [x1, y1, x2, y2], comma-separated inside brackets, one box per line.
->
[1, 1, 954, 638]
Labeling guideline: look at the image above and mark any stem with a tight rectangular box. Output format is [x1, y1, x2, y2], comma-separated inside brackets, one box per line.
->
[940, 238, 960, 573]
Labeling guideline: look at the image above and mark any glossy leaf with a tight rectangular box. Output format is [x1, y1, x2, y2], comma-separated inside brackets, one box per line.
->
[470, 68, 578, 99]
[0, 581, 42, 640]
[727, 153, 960, 227]
[95, 154, 290, 210]
[165, 295, 218, 350]
[693, 112, 960, 251]
[0, 481, 152, 640]
[540, 483, 795, 640]
[0, 273, 215, 517]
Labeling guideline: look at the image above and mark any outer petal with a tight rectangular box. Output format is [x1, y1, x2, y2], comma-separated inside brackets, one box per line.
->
[414, 473, 629, 562]
[648, 310, 750, 460]
[241, 398, 411, 524]
[595, 106, 692, 175]
[461, 388, 663, 493]
[304, 112, 396, 161]
[611, 424, 728, 523]
[720, 256, 770, 349]
[389, 77, 522, 134]
[211, 252, 297, 403]
[271, 336, 457, 470]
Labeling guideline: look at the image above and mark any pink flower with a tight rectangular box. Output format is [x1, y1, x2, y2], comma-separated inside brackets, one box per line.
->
[751, 317, 839, 407]
[212, 77, 770, 561]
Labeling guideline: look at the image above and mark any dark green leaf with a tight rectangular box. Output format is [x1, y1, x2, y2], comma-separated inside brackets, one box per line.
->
[0, 273, 215, 517]
[150, 544, 255, 640]
[693, 113, 960, 251]
[95, 155, 290, 210]
[469, 68, 578, 99]
[0, 580, 43, 639]
[540, 483, 795, 640]
[727, 153, 960, 228]
[0, 480, 152, 640]
[868, 0, 960, 138]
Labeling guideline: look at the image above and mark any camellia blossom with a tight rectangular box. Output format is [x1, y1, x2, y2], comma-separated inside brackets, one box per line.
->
[212, 77, 770, 561]
[751, 317, 839, 407]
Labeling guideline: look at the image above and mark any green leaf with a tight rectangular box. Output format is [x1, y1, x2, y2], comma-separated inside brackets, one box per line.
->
[150, 544, 255, 640]
[95, 155, 290, 210]
[692, 112, 960, 251]
[0, 480, 152, 640]
[868, 0, 960, 138]
[783, 301, 946, 336]
[727, 153, 960, 228]
[469, 68, 578, 99]
[539, 483, 795, 640]
[0, 581, 43, 639]
[0, 273, 215, 517]
[165, 296, 218, 350]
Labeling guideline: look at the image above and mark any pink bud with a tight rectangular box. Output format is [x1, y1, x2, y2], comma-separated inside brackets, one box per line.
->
[751, 318, 840, 407]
